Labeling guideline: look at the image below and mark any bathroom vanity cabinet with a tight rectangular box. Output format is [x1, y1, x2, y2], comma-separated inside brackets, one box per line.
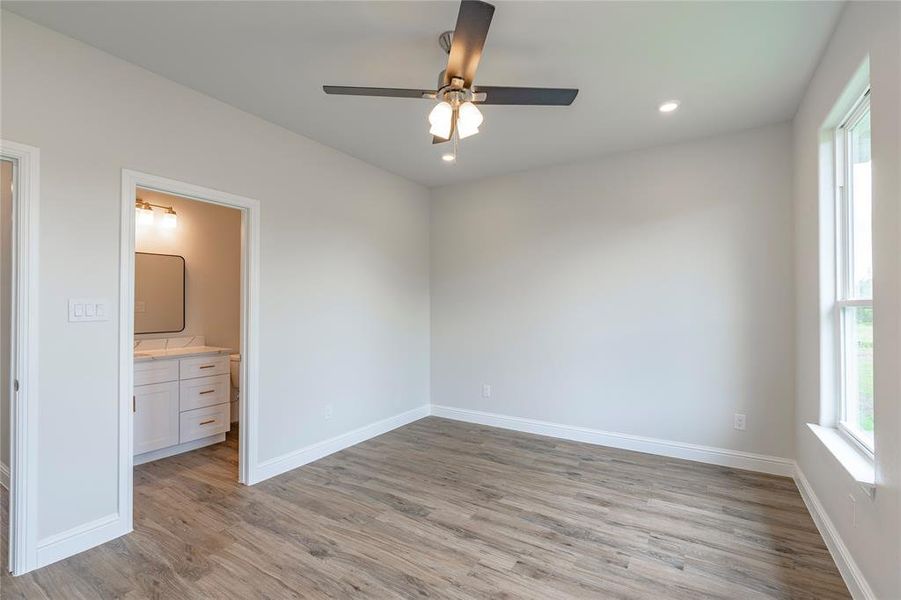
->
[133, 351, 231, 464]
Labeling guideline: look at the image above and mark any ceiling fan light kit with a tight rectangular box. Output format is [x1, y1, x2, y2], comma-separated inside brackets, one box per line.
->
[456, 101, 483, 138]
[429, 101, 454, 139]
[323, 0, 578, 161]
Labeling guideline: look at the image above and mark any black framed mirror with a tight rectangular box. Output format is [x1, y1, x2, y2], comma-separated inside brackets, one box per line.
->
[135, 252, 186, 334]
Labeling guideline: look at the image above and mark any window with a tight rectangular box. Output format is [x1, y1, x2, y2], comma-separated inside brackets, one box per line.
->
[834, 91, 873, 453]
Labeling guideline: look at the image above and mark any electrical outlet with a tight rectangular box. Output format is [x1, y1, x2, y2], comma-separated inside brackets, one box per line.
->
[733, 413, 747, 431]
[324, 404, 333, 420]
[482, 384, 492, 398]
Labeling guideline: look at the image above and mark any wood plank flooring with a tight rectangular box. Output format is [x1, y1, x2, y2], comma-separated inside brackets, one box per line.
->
[1, 417, 848, 599]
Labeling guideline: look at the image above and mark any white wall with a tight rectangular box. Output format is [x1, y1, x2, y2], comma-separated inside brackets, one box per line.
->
[0, 12, 430, 541]
[793, 2, 901, 598]
[431, 123, 795, 459]
[135, 189, 242, 350]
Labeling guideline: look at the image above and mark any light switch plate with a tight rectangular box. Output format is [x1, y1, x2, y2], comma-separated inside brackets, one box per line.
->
[69, 298, 111, 322]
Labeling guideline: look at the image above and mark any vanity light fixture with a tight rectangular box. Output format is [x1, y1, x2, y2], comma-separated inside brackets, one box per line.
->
[136, 199, 178, 229]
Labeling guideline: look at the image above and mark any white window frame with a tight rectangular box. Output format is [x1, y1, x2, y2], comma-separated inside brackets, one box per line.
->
[833, 89, 874, 456]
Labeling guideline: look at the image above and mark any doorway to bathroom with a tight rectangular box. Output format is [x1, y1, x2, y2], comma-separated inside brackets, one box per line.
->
[119, 170, 260, 536]
[133, 189, 241, 463]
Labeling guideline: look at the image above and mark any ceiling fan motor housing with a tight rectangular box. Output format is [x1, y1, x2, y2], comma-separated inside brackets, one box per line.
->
[436, 75, 486, 105]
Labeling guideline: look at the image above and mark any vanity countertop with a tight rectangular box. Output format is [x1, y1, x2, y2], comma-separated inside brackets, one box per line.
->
[134, 346, 233, 362]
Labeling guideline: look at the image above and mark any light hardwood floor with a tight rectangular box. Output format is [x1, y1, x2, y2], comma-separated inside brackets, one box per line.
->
[2, 417, 848, 599]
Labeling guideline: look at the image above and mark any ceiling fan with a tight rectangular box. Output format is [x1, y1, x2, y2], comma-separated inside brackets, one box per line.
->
[323, 0, 578, 157]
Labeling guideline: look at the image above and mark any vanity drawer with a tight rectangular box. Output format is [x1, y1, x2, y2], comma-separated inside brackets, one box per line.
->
[134, 359, 179, 386]
[180, 354, 229, 380]
[179, 403, 230, 443]
[180, 374, 230, 412]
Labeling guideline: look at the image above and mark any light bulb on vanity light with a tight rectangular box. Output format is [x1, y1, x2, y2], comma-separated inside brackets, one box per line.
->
[135, 201, 154, 226]
[160, 207, 178, 229]
[428, 101, 453, 139]
[456, 101, 483, 139]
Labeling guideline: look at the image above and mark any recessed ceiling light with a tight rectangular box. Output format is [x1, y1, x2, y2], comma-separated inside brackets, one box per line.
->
[658, 100, 680, 113]
[441, 153, 456, 163]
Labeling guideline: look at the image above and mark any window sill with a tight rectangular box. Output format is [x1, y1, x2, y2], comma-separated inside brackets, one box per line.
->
[807, 423, 876, 497]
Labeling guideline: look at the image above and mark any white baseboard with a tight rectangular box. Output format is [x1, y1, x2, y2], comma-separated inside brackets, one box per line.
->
[793, 465, 875, 600]
[36, 512, 129, 570]
[134, 432, 226, 465]
[430, 405, 795, 477]
[252, 404, 430, 484]
[0, 461, 8, 490]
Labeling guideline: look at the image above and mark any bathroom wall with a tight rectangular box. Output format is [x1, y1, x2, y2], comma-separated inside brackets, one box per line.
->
[134, 189, 242, 351]
[0, 160, 11, 474]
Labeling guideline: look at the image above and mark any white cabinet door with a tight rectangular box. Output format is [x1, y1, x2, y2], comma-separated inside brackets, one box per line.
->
[134, 381, 179, 455]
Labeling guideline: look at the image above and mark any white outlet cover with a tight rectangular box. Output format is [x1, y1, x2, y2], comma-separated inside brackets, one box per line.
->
[734, 413, 747, 431]
[482, 384, 491, 398]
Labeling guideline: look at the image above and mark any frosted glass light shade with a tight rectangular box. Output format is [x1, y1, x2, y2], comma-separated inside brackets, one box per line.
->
[456, 101, 483, 139]
[428, 101, 453, 139]
[160, 209, 178, 229]
[136, 204, 154, 226]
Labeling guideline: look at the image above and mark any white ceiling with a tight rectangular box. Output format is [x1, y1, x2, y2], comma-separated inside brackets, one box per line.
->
[6, 1, 842, 187]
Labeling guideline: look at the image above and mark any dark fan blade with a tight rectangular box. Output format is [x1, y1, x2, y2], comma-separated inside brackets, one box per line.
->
[323, 86, 433, 99]
[444, 1, 495, 87]
[474, 86, 579, 105]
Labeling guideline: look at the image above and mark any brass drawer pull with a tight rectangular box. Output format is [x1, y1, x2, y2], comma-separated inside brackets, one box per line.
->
[199, 365, 215, 369]
[199, 389, 216, 395]
[199, 419, 216, 426]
